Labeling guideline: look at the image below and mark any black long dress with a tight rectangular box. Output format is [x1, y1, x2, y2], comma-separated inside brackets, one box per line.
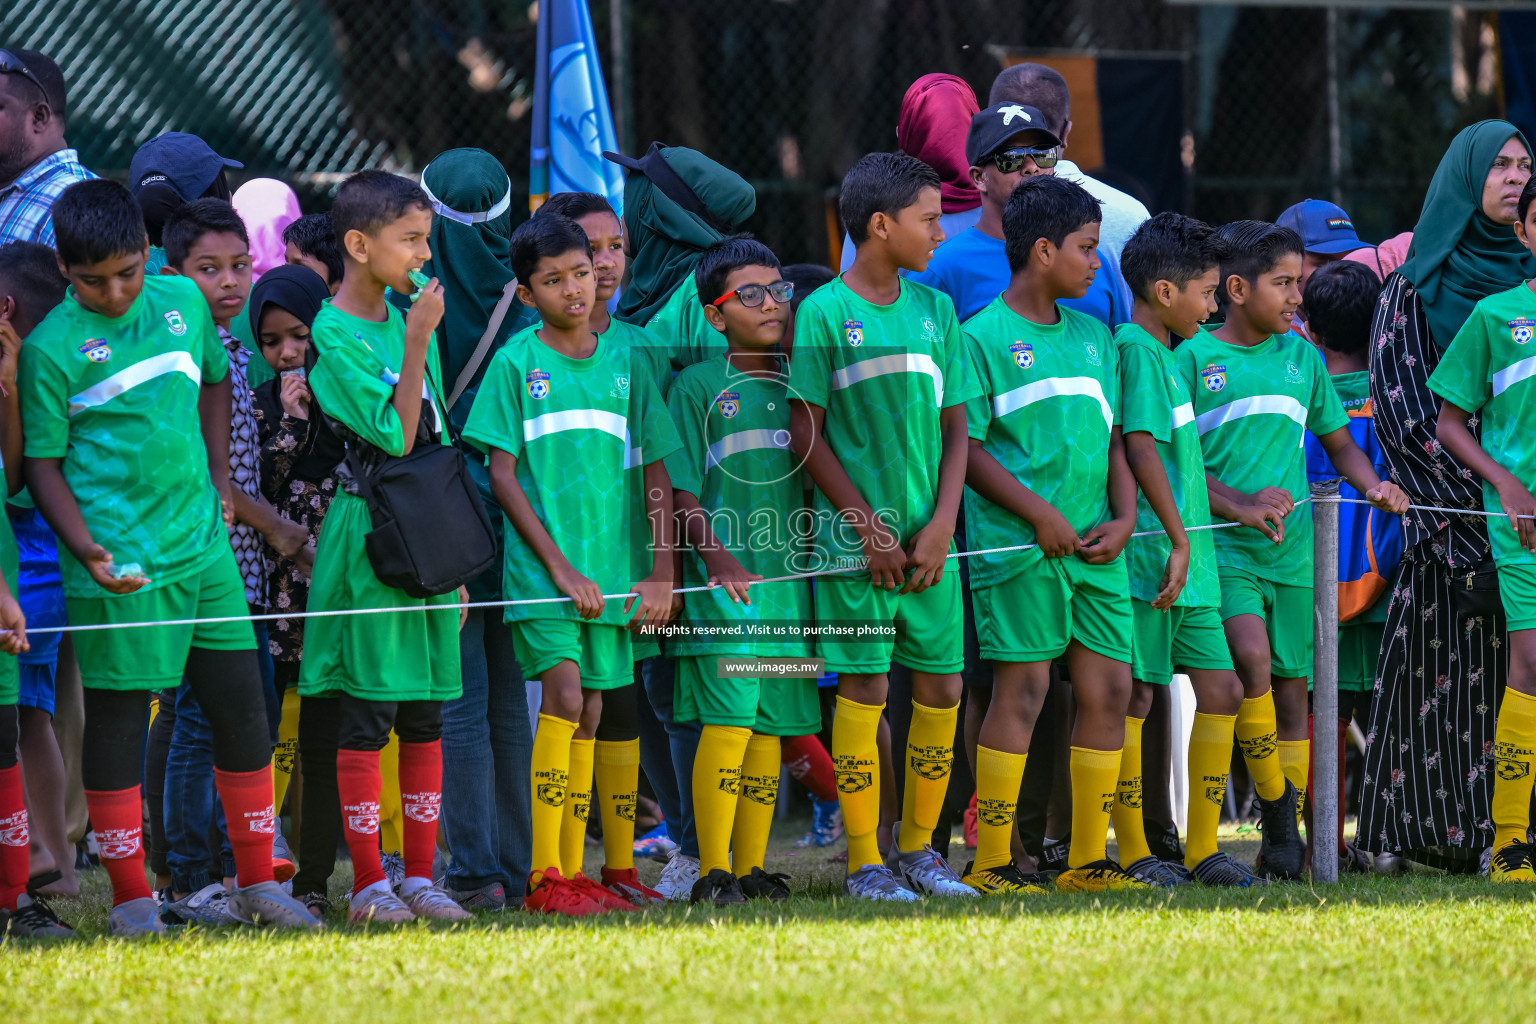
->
[1359, 272, 1506, 859]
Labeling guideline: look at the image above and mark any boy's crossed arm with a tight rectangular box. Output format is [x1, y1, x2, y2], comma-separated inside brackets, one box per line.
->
[1314, 426, 1410, 515]
[1205, 473, 1288, 544]
[1437, 402, 1536, 551]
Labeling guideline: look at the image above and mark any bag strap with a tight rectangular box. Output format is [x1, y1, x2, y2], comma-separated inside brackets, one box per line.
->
[447, 279, 520, 412]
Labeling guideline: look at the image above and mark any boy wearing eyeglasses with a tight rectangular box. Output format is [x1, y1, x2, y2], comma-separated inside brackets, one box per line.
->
[910, 102, 1129, 329]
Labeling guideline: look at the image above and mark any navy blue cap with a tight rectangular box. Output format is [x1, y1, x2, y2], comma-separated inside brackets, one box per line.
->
[1277, 199, 1366, 255]
[128, 132, 243, 201]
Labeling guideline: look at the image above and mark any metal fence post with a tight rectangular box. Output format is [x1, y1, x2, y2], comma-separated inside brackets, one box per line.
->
[1311, 481, 1341, 884]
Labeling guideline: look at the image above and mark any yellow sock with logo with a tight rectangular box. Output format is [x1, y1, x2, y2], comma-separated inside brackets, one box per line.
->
[379, 731, 404, 858]
[594, 738, 640, 872]
[693, 724, 751, 875]
[530, 714, 577, 884]
[1110, 716, 1152, 866]
[560, 738, 595, 879]
[731, 733, 781, 874]
[1278, 739, 1309, 829]
[1184, 713, 1236, 868]
[1067, 746, 1122, 869]
[1236, 692, 1286, 802]
[833, 696, 884, 871]
[1492, 688, 1536, 850]
[271, 685, 300, 816]
[973, 745, 1026, 872]
[898, 700, 958, 852]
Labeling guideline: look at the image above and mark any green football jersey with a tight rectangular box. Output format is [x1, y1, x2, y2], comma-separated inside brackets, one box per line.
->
[1175, 328, 1348, 586]
[962, 296, 1119, 589]
[310, 301, 450, 455]
[787, 276, 977, 570]
[20, 275, 229, 598]
[665, 353, 811, 657]
[644, 276, 727, 385]
[1116, 323, 1220, 607]
[1428, 283, 1536, 567]
[463, 324, 681, 624]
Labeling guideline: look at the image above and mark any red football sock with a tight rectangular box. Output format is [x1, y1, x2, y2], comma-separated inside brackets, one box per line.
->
[0, 764, 29, 911]
[215, 765, 276, 887]
[781, 734, 837, 802]
[398, 740, 442, 884]
[85, 786, 152, 906]
[337, 748, 385, 895]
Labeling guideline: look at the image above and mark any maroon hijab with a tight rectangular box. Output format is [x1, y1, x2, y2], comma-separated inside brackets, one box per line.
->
[895, 73, 981, 214]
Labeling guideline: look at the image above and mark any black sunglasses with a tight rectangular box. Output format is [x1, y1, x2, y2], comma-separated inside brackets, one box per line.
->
[710, 280, 794, 309]
[0, 50, 47, 104]
[991, 145, 1060, 173]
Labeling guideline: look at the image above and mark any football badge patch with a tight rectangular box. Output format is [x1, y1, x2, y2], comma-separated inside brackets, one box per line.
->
[163, 310, 187, 336]
[843, 319, 864, 347]
[1009, 340, 1034, 369]
[1201, 363, 1227, 392]
[78, 338, 111, 363]
[716, 390, 741, 418]
[1510, 317, 1536, 345]
[526, 368, 551, 400]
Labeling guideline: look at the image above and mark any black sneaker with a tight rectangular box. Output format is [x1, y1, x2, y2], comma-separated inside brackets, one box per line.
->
[738, 867, 791, 902]
[1256, 779, 1306, 881]
[689, 868, 746, 906]
[298, 891, 333, 919]
[3, 893, 75, 938]
[1191, 852, 1267, 888]
[1040, 834, 1071, 872]
[1144, 821, 1185, 864]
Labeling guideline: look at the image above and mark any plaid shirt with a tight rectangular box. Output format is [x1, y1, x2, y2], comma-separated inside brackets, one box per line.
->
[222, 326, 270, 608]
[0, 149, 95, 247]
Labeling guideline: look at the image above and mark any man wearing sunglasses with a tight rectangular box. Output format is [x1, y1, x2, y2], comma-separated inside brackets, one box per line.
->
[0, 48, 93, 248]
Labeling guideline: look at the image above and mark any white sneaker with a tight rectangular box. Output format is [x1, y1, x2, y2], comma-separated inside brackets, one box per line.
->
[164, 882, 241, 926]
[401, 880, 473, 921]
[349, 880, 415, 924]
[109, 896, 168, 937]
[229, 880, 324, 929]
[843, 864, 920, 902]
[886, 823, 976, 897]
[654, 849, 700, 902]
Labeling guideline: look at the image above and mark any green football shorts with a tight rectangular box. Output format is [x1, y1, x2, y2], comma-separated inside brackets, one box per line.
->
[813, 570, 963, 675]
[510, 618, 632, 688]
[972, 555, 1132, 664]
[1499, 563, 1536, 633]
[1217, 565, 1313, 679]
[1130, 600, 1233, 686]
[673, 655, 822, 735]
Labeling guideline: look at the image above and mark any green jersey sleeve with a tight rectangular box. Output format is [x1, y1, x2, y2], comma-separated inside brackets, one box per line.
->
[1118, 341, 1170, 442]
[461, 346, 525, 460]
[1101, 325, 1122, 426]
[1428, 308, 1493, 412]
[961, 325, 993, 442]
[1303, 345, 1350, 436]
[190, 295, 227, 385]
[635, 374, 682, 467]
[664, 371, 708, 498]
[18, 344, 68, 460]
[938, 298, 979, 409]
[787, 300, 834, 408]
[310, 340, 408, 454]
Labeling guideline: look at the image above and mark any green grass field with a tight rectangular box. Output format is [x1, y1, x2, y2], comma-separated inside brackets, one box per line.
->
[4, 822, 1532, 1023]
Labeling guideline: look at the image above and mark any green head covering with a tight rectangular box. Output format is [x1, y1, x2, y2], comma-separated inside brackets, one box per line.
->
[1398, 120, 1536, 349]
[422, 148, 537, 430]
[611, 144, 755, 325]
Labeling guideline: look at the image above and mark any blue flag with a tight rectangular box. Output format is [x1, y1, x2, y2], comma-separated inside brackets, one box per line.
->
[529, 0, 624, 217]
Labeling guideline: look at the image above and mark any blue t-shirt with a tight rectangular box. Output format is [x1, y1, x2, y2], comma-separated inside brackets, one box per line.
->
[909, 226, 1132, 328]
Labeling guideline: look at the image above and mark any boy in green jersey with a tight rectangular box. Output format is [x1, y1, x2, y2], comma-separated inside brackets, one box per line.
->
[465, 214, 679, 916]
[788, 152, 978, 902]
[1114, 213, 1264, 887]
[961, 176, 1142, 894]
[21, 180, 313, 933]
[1177, 220, 1406, 878]
[1430, 178, 1536, 884]
[667, 236, 812, 905]
[300, 171, 471, 925]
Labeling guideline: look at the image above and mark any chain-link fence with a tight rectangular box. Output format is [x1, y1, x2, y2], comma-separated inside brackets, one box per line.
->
[1, 1, 1508, 263]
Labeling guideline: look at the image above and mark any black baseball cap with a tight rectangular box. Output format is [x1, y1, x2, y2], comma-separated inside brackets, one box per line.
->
[128, 132, 242, 201]
[965, 102, 1062, 167]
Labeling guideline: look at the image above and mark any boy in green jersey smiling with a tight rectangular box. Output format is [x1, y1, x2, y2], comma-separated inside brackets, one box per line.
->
[667, 236, 813, 905]
[1430, 177, 1536, 884]
[961, 175, 1143, 894]
[21, 180, 314, 933]
[1176, 220, 1407, 879]
[789, 152, 979, 902]
[1113, 212, 1264, 888]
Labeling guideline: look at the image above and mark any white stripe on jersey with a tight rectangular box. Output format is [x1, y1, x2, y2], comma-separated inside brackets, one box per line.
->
[830, 353, 944, 407]
[1194, 394, 1307, 447]
[991, 376, 1112, 430]
[1492, 354, 1536, 397]
[68, 351, 201, 417]
[523, 407, 637, 468]
[705, 427, 791, 472]
[1170, 402, 1195, 430]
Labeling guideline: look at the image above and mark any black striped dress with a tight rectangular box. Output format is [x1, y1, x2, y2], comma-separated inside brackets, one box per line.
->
[1360, 272, 1506, 859]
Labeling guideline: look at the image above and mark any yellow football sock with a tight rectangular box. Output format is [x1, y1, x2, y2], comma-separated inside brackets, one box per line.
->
[898, 700, 958, 852]
[1067, 746, 1122, 869]
[973, 745, 1026, 872]
[530, 714, 577, 882]
[271, 685, 300, 816]
[833, 696, 884, 871]
[1492, 688, 1536, 850]
[379, 730, 403, 857]
[560, 738, 595, 879]
[1184, 713, 1236, 868]
[1110, 716, 1153, 866]
[731, 733, 781, 874]
[594, 738, 640, 872]
[1279, 739, 1309, 830]
[693, 724, 751, 875]
[1236, 692, 1286, 802]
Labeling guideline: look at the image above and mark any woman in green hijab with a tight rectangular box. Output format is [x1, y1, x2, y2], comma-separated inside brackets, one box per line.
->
[1359, 121, 1534, 868]
[418, 147, 536, 912]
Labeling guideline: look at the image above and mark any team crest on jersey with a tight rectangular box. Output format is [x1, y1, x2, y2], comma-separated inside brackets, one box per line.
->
[920, 317, 938, 342]
[1510, 317, 1536, 345]
[526, 368, 551, 400]
[1009, 341, 1034, 370]
[613, 374, 630, 396]
[1285, 360, 1304, 382]
[1085, 342, 1100, 365]
[715, 390, 741, 419]
[1201, 363, 1227, 392]
[842, 320, 864, 347]
[78, 338, 111, 363]
[163, 310, 187, 336]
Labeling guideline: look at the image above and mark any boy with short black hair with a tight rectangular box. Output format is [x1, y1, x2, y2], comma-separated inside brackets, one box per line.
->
[1178, 220, 1406, 879]
[666, 235, 811, 905]
[465, 213, 679, 916]
[1114, 212, 1265, 887]
[299, 169, 471, 924]
[21, 178, 315, 933]
[282, 212, 343, 294]
[788, 151, 977, 902]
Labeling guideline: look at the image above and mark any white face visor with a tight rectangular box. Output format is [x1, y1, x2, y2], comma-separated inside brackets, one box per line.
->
[420, 173, 513, 226]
